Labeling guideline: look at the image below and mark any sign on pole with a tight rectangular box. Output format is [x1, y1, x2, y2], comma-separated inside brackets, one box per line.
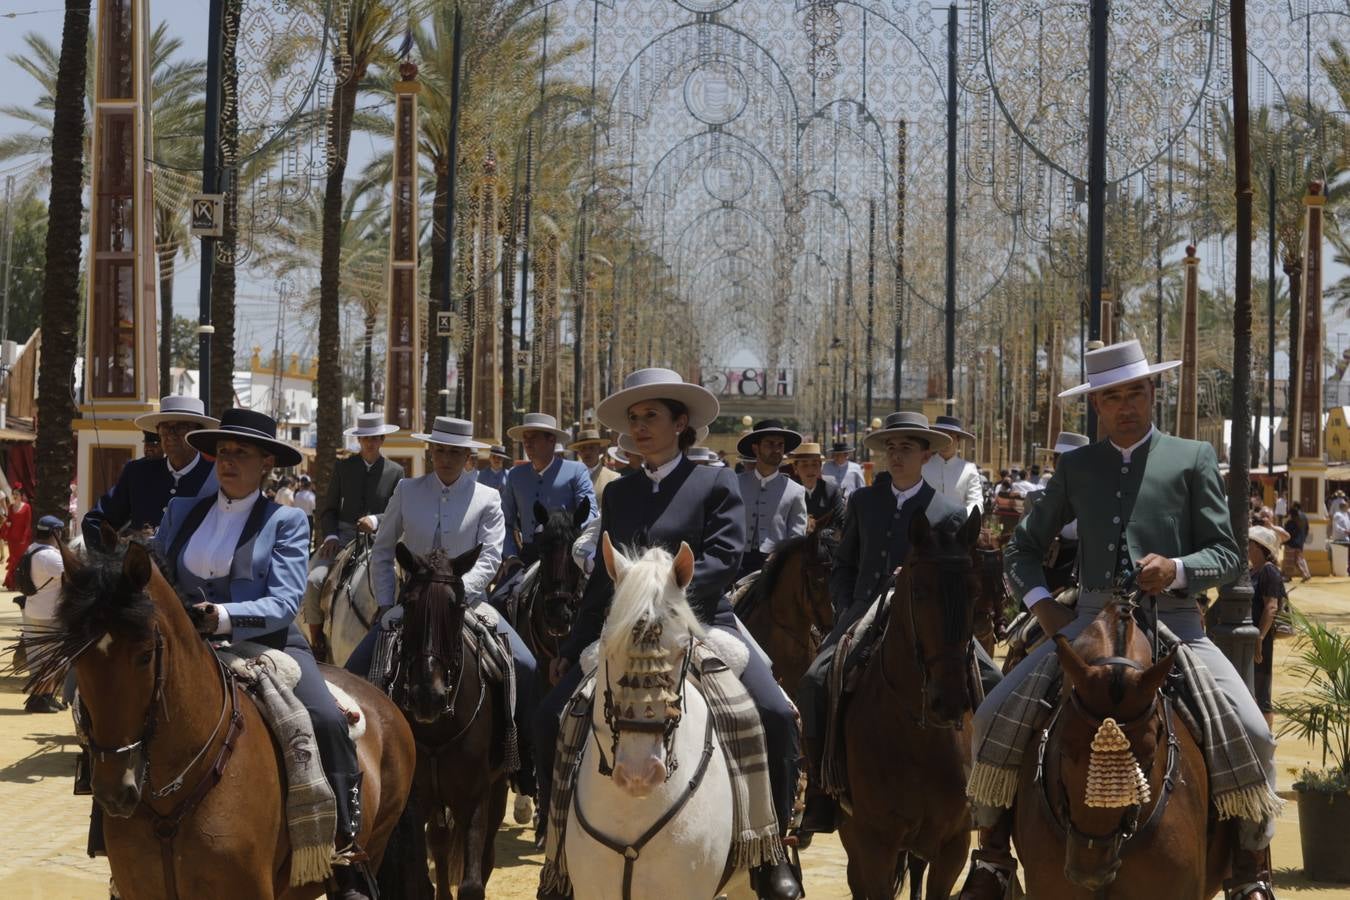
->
[190, 194, 225, 237]
[436, 310, 454, 337]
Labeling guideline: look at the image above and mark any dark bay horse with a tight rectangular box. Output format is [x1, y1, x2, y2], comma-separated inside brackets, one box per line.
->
[972, 530, 1009, 658]
[29, 541, 414, 900]
[736, 510, 836, 692]
[1014, 601, 1229, 898]
[837, 508, 982, 899]
[494, 499, 588, 689]
[391, 542, 510, 900]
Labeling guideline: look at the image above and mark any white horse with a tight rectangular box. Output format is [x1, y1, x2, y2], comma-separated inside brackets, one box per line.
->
[318, 536, 380, 667]
[566, 534, 752, 900]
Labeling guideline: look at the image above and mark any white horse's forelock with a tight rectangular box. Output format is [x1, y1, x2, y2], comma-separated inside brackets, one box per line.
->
[601, 544, 705, 662]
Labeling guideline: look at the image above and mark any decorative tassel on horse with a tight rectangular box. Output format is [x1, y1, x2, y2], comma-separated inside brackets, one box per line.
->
[1084, 717, 1151, 809]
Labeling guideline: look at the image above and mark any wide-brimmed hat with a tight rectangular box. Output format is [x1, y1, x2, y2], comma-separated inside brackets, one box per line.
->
[788, 442, 826, 460]
[1248, 524, 1281, 560]
[344, 412, 399, 437]
[187, 408, 303, 467]
[607, 445, 632, 465]
[134, 395, 220, 432]
[1059, 339, 1182, 398]
[828, 440, 854, 456]
[737, 419, 803, 459]
[616, 433, 642, 459]
[507, 412, 571, 444]
[933, 415, 976, 443]
[488, 444, 511, 461]
[568, 427, 611, 451]
[596, 368, 719, 432]
[413, 416, 488, 450]
[1040, 431, 1092, 456]
[688, 446, 719, 465]
[863, 411, 953, 454]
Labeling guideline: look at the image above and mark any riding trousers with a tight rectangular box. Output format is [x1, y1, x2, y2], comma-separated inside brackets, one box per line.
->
[534, 606, 799, 840]
[970, 591, 1277, 850]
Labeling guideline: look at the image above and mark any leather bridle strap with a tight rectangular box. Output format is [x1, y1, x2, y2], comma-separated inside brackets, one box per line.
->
[149, 674, 245, 900]
[572, 708, 716, 900]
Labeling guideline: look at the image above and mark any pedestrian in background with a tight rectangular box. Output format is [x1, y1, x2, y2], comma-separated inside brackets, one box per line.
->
[1248, 525, 1286, 729]
[1283, 501, 1311, 582]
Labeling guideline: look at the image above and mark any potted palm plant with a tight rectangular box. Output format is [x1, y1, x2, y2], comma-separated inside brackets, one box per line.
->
[1275, 606, 1350, 882]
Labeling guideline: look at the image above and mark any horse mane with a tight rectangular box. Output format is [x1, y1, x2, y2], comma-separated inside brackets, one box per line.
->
[743, 533, 810, 612]
[19, 543, 158, 693]
[601, 545, 705, 662]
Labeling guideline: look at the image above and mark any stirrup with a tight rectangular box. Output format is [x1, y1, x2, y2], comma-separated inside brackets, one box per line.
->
[1225, 879, 1275, 900]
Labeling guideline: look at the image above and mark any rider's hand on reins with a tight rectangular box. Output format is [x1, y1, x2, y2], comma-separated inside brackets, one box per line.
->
[1134, 554, 1177, 595]
[191, 602, 220, 636]
[318, 536, 340, 560]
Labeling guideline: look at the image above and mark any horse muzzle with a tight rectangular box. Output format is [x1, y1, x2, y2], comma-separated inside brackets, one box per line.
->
[409, 684, 448, 725]
[92, 761, 142, 818]
[612, 756, 667, 798]
[1064, 832, 1125, 890]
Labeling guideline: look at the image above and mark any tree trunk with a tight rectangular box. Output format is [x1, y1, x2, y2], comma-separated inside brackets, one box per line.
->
[34, 0, 90, 521]
[424, 164, 448, 431]
[362, 310, 374, 412]
[159, 247, 174, 398]
[313, 63, 362, 496]
[208, 0, 239, 419]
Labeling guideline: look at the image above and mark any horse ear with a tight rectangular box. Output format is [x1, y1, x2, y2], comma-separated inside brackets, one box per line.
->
[1139, 649, 1176, 698]
[395, 541, 420, 575]
[672, 542, 695, 589]
[58, 540, 82, 579]
[1053, 634, 1092, 689]
[122, 541, 152, 592]
[908, 507, 932, 548]
[98, 521, 120, 553]
[451, 544, 482, 579]
[533, 501, 549, 529]
[573, 497, 591, 530]
[960, 508, 981, 547]
[601, 532, 628, 583]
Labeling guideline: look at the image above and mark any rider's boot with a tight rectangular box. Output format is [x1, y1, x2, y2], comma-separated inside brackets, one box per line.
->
[957, 811, 1017, 900]
[332, 863, 372, 900]
[751, 859, 804, 900]
[1224, 847, 1275, 900]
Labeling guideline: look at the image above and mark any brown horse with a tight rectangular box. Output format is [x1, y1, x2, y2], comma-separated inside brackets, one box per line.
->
[31, 541, 414, 900]
[971, 530, 1009, 657]
[1014, 601, 1229, 897]
[737, 510, 836, 691]
[838, 508, 982, 899]
[391, 542, 510, 900]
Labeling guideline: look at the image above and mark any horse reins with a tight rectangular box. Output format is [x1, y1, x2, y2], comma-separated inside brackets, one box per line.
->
[77, 625, 245, 900]
[881, 557, 974, 730]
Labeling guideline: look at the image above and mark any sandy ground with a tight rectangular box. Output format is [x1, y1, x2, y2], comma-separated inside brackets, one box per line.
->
[3, 580, 1350, 898]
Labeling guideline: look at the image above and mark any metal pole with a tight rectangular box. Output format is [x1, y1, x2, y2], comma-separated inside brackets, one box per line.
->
[197, 0, 225, 410]
[1263, 167, 1274, 477]
[945, 4, 958, 403]
[895, 119, 906, 408]
[440, 4, 464, 418]
[1085, 0, 1108, 437]
[518, 5, 547, 414]
[0, 175, 14, 345]
[1212, 0, 1258, 693]
[866, 199, 875, 429]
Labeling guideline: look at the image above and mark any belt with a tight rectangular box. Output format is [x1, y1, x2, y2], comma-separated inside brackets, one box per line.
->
[1078, 590, 1199, 615]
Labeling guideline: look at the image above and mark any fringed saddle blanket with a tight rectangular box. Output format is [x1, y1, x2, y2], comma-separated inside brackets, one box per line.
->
[967, 624, 1284, 826]
[538, 634, 785, 896]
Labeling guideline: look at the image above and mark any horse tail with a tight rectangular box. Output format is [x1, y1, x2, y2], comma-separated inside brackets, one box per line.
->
[375, 801, 433, 900]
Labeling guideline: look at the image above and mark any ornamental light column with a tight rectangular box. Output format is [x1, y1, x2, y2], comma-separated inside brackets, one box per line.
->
[1289, 182, 1331, 570]
[1177, 244, 1200, 439]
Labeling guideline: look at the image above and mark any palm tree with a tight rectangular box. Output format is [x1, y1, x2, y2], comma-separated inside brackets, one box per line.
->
[34, 0, 91, 522]
[311, 0, 399, 499]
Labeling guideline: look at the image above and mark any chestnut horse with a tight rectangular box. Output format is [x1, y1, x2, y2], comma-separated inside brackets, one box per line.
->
[972, 531, 1009, 658]
[837, 508, 982, 899]
[736, 510, 836, 691]
[32, 541, 414, 900]
[390, 542, 510, 900]
[1014, 601, 1230, 898]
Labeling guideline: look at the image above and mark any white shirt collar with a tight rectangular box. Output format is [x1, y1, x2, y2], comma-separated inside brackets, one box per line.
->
[215, 488, 260, 514]
[643, 454, 684, 489]
[891, 478, 924, 504]
[753, 467, 781, 486]
[167, 453, 201, 481]
[1110, 425, 1155, 463]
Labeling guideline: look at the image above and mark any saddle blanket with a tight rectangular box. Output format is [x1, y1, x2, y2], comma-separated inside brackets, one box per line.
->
[217, 642, 353, 887]
[967, 623, 1284, 826]
[539, 632, 784, 896]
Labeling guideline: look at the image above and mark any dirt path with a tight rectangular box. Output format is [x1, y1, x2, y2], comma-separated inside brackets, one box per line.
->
[3, 580, 1350, 897]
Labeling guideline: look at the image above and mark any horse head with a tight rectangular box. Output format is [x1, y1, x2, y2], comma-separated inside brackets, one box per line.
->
[597, 532, 703, 798]
[31, 540, 196, 817]
[393, 541, 480, 725]
[530, 497, 589, 637]
[1052, 602, 1175, 890]
[972, 528, 1009, 644]
[898, 506, 982, 727]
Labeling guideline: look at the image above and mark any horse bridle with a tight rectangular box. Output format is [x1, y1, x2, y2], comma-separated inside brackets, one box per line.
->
[592, 629, 695, 782]
[898, 556, 975, 730]
[392, 571, 471, 720]
[1037, 655, 1181, 869]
